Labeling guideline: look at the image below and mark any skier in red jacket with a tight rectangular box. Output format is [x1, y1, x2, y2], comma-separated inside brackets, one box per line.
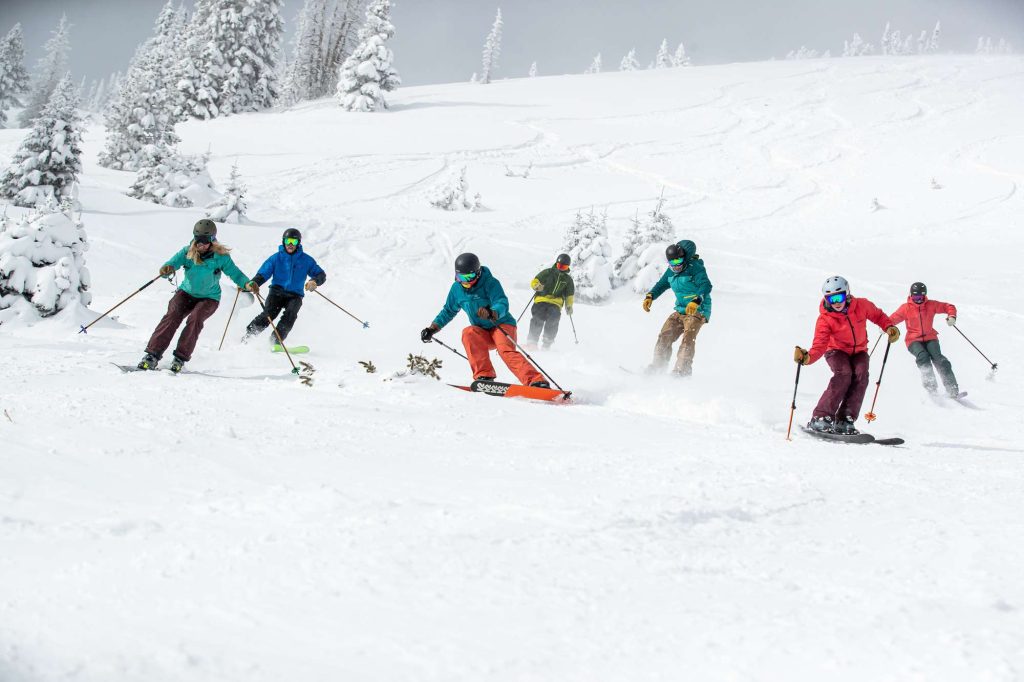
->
[889, 282, 960, 398]
[794, 276, 901, 434]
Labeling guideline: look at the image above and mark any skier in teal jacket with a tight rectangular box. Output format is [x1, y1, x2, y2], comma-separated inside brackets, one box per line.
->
[642, 239, 713, 376]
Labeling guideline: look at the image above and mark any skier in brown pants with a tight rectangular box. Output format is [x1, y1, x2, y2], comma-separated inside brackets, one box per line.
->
[643, 240, 713, 376]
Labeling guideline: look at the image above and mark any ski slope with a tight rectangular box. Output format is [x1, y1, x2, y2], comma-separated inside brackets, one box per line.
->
[2, 55, 1024, 681]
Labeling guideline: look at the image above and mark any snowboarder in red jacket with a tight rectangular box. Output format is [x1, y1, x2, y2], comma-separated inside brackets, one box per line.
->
[889, 282, 960, 398]
[794, 276, 901, 435]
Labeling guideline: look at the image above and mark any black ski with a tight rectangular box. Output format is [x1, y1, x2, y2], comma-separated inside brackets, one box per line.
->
[800, 426, 904, 446]
[111, 363, 290, 381]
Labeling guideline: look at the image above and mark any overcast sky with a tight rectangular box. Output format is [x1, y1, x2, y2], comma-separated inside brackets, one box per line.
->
[2, 0, 1023, 88]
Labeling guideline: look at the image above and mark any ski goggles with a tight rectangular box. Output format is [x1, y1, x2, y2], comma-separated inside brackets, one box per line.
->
[825, 291, 848, 305]
[555, 262, 570, 272]
[194, 234, 215, 244]
[668, 257, 685, 267]
[456, 271, 479, 284]
[283, 237, 300, 247]
[911, 294, 925, 304]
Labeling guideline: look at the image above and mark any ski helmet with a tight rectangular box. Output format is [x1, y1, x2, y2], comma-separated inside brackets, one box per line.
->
[454, 252, 481, 286]
[282, 228, 302, 244]
[665, 243, 686, 262]
[821, 275, 849, 296]
[193, 219, 217, 243]
[910, 282, 927, 297]
[556, 253, 571, 267]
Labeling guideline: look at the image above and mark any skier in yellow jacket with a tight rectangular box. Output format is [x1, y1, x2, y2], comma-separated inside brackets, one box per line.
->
[526, 253, 575, 350]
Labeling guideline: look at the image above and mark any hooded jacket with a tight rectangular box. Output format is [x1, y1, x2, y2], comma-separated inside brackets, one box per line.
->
[163, 244, 250, 301]
[252, 244, 326, 297]
[433, 266, 516, 330]
[807, 296, 894, 364]
[531, 266, 575, 310]
[647, 239, 713, 320]
[889, 296, 957, 347]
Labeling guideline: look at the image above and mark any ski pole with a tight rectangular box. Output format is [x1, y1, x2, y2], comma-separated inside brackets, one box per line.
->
[79, 275, 162, 334]
[218, 287, 242, 351]
[254, 291, 300, 375]
[567, 309, 579, 344]
[864, 337, 893, 423]
[493, 323, 567, 393]
[516, 292, 537, 323]
[952, 324, 998, 372]
[868, 331, 884, 358]
[313, 289, 369, 328]
[431, 336, 468, 361]
[786, 359, 802, 441]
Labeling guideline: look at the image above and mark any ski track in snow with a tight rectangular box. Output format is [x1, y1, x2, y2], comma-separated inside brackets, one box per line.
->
[2, 56, 1024, 682]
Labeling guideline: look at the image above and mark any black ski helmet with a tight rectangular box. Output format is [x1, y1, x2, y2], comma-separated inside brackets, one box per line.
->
[556, 253, 571, 267]
[910, 282, 927, 297]
[665, 243, 686, 262]
[282, 228, 302, 244]
[193, 219, 217, 240]
[454, 252, 481, 276]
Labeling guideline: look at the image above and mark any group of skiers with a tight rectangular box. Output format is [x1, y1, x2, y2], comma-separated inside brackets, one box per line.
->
[139, 220, 966, 436]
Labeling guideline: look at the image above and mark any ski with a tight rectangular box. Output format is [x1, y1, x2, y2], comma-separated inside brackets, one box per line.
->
[272, 345, 309, 354]
[111, 363, 291, 381]
[451, 379, 571, 402]
[800, 426, 875, 444]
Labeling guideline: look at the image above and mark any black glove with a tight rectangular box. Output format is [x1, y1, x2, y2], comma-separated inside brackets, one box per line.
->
[421, 327, 436, 343]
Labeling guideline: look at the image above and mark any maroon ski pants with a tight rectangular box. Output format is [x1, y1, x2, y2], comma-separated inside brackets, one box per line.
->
[813, 350, 870, 419]
[146, 290, 220, 362]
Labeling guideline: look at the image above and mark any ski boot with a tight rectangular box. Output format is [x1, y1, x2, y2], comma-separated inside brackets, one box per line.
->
[169, 357, 185, 374]
[835, 416, 859, 435]
[137, 352, 159, 370]
[807, 416, 835, 433]
[530, 380, 551, 389]
[476, 376, 496, 382]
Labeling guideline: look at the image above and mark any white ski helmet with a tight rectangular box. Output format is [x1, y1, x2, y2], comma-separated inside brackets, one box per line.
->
[821, 275, 849, 296]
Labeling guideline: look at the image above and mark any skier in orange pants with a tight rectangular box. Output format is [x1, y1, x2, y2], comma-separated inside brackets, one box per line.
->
[421, 253, 546, 387]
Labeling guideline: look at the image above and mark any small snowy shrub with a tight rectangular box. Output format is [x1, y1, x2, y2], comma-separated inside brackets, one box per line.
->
[127, 144, 217, 208]
[205, 162, 248, 223]
[429, 165, 480, 211]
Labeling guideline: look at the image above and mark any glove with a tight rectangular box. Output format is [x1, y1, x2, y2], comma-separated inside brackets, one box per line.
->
[477, 306, 497, 321]
[794, 346, 810, 365]
[304, 280, 317, 292]
[159, 265, 174, 276]
[946, 316, 956, 327]
[886, 325, 901, 344]
[246, 281, 259, 293]
[421, 325, 437, 343]
[684, 301, 699, 316]
[642, 294, 653, 312]
[566, 306, 573, 316]
[531, 281, 544, 292]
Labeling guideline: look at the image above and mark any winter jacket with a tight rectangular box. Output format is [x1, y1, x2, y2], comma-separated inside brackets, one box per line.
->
[531, 267, 575, 310]
[648, 239, 713, 320]
[433, 266, 516, 330]
[889, 296, 957, 347]
[807, 296, 894, 364]
[164, 246, 250, 301]
[252, 245, 326, 297]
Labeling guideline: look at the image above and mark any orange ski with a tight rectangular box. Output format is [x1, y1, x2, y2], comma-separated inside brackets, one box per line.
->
[451, 379, 571, 402]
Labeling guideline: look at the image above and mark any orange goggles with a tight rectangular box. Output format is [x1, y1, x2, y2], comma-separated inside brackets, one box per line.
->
[555, 262, 569, 271]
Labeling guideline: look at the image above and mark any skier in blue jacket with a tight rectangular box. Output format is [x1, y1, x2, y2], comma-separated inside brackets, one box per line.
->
[244, 228, 327, 345]
[642, 239, 713, 376]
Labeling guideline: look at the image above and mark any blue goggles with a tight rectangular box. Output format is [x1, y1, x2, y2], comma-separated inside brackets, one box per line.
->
[825, 291, 848, 305]
[456, 271, 479, 284]
[668, 257, 685, 267]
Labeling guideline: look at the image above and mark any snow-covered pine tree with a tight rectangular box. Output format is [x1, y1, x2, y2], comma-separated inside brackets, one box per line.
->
[672, 42, 691, 67]
[82, 80, 98, 112]
[205, 161, 247, 223]
[0, 24, 31, 126]
[928, 21, 941, 53]
[0, 74, 82, 208]
[996, 38, 1013, 54]
[619, 48, 639, 71]
[584, 53, 602, 74]
[528, 61, 537, 77]
[18, 15, 71, 128]
[127, 143, 216, 208]
[0, 199, 91, 317]
[336, 0, 400, 111]
[281, 0, 327, 104]
[881, 22, 891, 55]
[614, 195, 677, 292]
[220, 0, 284, 113]
[655, 39, 671, 68]
[480, 8, 503, 84]
[562, 210, 612, 303]
[429, 165, 480, 211]
[841, 33, 873, 57]
[176, 0, 218, 120]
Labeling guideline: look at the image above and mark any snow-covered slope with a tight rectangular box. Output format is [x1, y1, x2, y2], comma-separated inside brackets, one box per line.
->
[2, 56, 1023, 681]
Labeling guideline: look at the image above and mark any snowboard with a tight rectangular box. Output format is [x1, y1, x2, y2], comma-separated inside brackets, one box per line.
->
[800, 425, 904, 446]
[451, 379, 571, 402]
[272, 345, 309, 354]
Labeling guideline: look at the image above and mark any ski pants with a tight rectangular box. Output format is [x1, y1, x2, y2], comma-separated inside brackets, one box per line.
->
[527, 301, 561, 346]
[462, 324, 544, 385]
[651, 312, 705, 375]
[813, 350, 870, 420]
[245, 287, 303, 343]
[908, 340, 958, 395]
[146, 289, 220, 362]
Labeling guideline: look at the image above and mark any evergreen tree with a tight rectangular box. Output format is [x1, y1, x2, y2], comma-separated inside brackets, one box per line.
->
[205, 161, 248, 223]
[584, 53, 602, 74]
[928, 21, 941, 53]
[841, 33, 873, 57]
[0, 74, 82, 208]
[614, 195, 676, 292]
[619, 48, 639, 71]
[281, 0, 327, 104]
[336, 0, 400, 112]
[672, 42, 691, 67]
[127, 143, 215, 208]
[480, 8, 503, 85]
[0, 199, 91, 317]
[562, 210, 612, 303]
[177, 1, 219, 120]
[321, 0, 368, 95]
[528, 61, 537, 77]
[18, 15, 71, 128]
[0, 24, 31, 125]
[655, 39, 671, 68]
